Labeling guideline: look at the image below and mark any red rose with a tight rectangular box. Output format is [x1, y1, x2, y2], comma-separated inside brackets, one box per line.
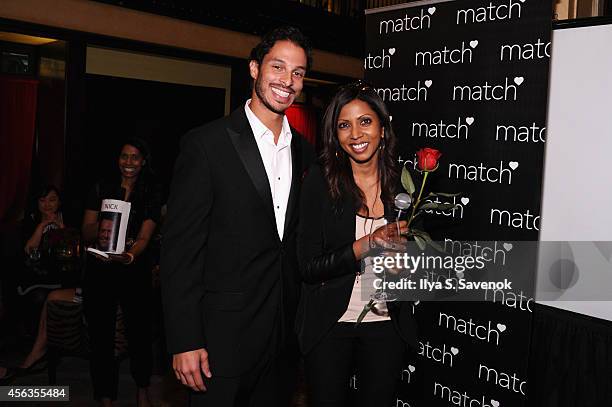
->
[416, 148, 441, 171]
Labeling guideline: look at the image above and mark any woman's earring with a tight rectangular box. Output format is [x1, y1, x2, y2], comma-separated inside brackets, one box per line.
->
[335, 150, 339, 158]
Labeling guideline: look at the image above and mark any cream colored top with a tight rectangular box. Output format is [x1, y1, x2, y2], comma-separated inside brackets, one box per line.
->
[338, 215, 391, 323]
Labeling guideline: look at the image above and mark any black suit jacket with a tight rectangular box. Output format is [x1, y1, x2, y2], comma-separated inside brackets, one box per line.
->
[161, 107, 315, 377]
[295, 164, 418, 355]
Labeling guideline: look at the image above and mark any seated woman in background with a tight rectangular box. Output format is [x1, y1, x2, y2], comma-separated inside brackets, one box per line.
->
[21, 185, 66, 292]
[23, 185, 64, 256]
[296, 82, 418, 407]
[82, 137, 161, 407]
[0, 186, 78, 383]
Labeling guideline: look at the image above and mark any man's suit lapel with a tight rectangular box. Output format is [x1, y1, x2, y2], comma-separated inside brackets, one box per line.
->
[282, 130, 302, 239]
[227, 108, 276, 226]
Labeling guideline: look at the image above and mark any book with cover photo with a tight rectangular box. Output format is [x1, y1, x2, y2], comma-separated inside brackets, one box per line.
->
[87, 199, 131, 257]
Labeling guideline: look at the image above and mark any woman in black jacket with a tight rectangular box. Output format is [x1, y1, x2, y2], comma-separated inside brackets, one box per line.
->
[297, 81, 417, 407]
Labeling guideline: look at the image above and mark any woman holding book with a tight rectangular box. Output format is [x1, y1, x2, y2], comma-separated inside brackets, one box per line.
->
[296, 82, 418, 406]
[82, 137, 161, 407]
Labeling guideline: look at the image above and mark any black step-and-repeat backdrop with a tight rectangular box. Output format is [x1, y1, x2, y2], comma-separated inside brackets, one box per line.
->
[363, 0, 551, 405]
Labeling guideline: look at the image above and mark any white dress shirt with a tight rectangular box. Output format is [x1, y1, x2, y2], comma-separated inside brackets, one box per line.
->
[244, 100, 293, 240]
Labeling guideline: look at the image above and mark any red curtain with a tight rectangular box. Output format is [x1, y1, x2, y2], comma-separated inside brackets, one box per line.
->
[286, 104, 317, 146]
[0, 76, 38, 222]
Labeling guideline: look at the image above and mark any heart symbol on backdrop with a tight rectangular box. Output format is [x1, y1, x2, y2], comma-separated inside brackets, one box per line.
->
[424, 80, 432, 88]
[461, 197, 470, 205]
[509, 161, 519, 170]
[514, 76, 524, 86]
[428, 7, 436, 14]
[465, 117, 475, 125]
[450, 347, 459, 355]
[491, 401, 500, 407]
[408, 365, 416, 373]
[388, 48, 396, 55]
[503, 243, 513, 251]
[497, 323, 507, 332]
[469, 40, 479, 48]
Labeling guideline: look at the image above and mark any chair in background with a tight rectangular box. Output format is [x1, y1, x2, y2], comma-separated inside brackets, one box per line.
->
[46, 300, 127, 384]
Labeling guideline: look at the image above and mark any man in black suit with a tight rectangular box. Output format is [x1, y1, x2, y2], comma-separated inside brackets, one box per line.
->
[161, 26, 315, 406]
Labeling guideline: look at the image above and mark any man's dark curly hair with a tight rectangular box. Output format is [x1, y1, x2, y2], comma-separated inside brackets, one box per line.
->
[249, 26, 313, 71]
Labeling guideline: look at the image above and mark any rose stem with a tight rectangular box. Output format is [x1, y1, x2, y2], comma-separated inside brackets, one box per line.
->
[408, 171, 429, 228]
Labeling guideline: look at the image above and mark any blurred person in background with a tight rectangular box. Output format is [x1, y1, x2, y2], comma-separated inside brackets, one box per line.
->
[82, 137, 161, 407]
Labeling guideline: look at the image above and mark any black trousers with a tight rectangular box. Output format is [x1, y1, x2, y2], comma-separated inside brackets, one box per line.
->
[304, 320, 405, 407]
[189, 351, 298, 407]
[190, 314, 298, 407]
[84, 258, 152, 400]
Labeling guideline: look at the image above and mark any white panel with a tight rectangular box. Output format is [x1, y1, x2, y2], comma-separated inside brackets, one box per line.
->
[538, 24, 612, 320]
